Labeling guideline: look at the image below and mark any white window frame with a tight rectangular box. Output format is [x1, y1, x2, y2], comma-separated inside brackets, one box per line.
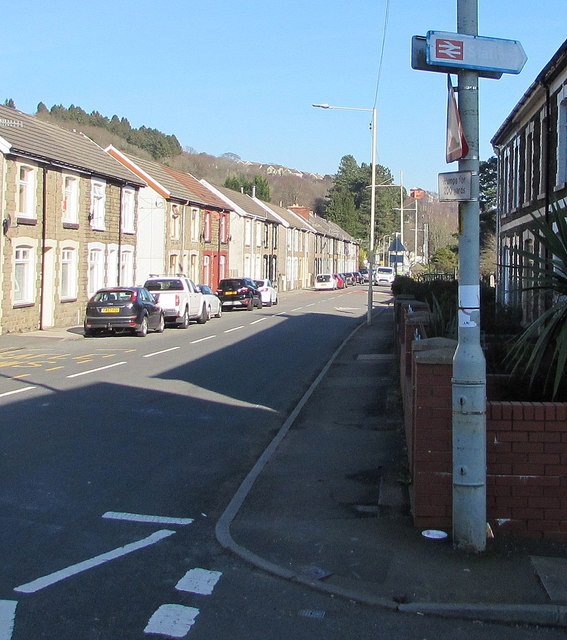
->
[121, 187, 135, 234]
[17, 164, 36, 219]
[90, 179, 106, 230]
[556, 86, 567, 187]
[191, 208, 199, 242]
[120, 246, 135, 286]
[245, 218, 252, 246]
[60, 245, 78, 300]
[62, 173, 79, 224]
[87, 243, 105, 296]
[14, 244, 35, 304]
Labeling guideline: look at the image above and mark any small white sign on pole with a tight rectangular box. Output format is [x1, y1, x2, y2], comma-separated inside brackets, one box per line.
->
[438, 171, 472, 201]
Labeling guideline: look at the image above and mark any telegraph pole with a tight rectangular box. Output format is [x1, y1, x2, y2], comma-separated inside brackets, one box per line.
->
[452, 0, 486, 552]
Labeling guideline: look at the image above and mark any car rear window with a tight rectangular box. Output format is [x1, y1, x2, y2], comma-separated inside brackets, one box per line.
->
[377, 268, 393, 274]
[316, 275, 331, 282]
[144, 279, 184, 291]
[93, 290, 135, 302]
[218, 279, 245, 290]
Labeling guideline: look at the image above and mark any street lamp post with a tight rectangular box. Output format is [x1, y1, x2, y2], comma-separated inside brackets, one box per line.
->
[313, 103, 376, 325]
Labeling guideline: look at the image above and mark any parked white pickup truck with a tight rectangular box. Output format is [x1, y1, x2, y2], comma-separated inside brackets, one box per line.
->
[143, 275, 208, 327]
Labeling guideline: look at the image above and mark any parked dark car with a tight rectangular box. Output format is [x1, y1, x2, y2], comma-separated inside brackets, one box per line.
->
[216, 278, 262, 310]
[84, 287, 165, 337]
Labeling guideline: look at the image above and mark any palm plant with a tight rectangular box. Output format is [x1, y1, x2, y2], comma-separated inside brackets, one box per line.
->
[505, 205, 567, 399]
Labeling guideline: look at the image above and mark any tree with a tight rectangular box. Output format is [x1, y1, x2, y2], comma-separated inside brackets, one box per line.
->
[479, 156, 498, 278]
[36, 102, 48, 114]
[224, 174, 270, 201]
[430, 246, 458, 274]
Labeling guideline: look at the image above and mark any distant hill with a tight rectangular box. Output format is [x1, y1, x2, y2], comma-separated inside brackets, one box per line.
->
[34, 104, 332, 211]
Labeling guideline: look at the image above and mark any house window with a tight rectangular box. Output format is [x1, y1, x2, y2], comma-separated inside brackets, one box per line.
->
[170, 204, 181, 239]
[62, 175, 79, 224]
[121, 247, 134, 286]
[88, 246, 105, 296]
[191, 208, 199, 241]
[557, 88, 567, 186]
[60, 247, 77, 300]
[524, 126, 534, 205]
[220, 214, 227, 243]
[219, 254, 226, 281]
[14, 246, 34, 304]
[204, 212, 211, 242]
[256, 221, 262, 247]
[203, 254, 211, 285]
[17, 165, 36, 218]
[245, 219, 252, 246]
[122, 187, 135, 233]
[90, 179, 106, 230]
[169, 254, 178, 274]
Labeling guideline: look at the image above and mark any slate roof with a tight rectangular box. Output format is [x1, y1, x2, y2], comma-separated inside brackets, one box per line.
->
[0, 106, 144, 186]
[106, 148, 205, 204]
[213, 185, 281, 223]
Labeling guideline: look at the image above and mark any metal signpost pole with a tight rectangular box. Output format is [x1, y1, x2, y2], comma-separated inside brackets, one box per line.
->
[452, 0, 486, 552]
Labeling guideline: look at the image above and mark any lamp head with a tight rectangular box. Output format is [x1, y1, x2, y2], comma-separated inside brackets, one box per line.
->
[312, 103, 330, 109]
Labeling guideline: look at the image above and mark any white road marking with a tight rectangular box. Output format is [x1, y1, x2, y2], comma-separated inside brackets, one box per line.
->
[291, 307, 303, 311]
[0, 601, 17, 640]
[305, 303, 316, 307]
[0, 387, 36, 399]
[175, 568, 222, 595]
[143, 347, 180, 358]
[102, 511, 194, 526]
[250, 318, 266, 325]
[224, 326, 243, 333]
[144, 604, 199, 638]
[190, 335, 216, 344]
[14, 529, 175, 594]
[66, 362, 126, 379]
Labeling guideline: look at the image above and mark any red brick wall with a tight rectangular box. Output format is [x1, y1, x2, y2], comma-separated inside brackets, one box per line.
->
[408, 351, 567, 541]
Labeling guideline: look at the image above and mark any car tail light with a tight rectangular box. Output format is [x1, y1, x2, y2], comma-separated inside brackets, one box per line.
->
[260, 287, 267, 292]
[175, 294, 180, 306]
[238, 287, 249, 293]
[130, 291, 138, 301]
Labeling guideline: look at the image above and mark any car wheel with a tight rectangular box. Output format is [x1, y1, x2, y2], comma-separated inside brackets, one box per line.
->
[255, 297, 262, 309]
[264, 299, 272, 307]
[246, 298, 254, 311]
[178, 307, 189, 328]
[84, 328, 95, 338]
[214, 305, 222, 318]
[155, 313, 165, 333]
[196, 305, 208, 324]
[136, 316, 148, 337]
[273, 296, 278, 306]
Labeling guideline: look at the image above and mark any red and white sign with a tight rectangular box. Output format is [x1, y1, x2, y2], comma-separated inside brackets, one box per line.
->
[446, 76, 468, 163]
[436, 39, 464, 61]
[426, 31, 527, 74]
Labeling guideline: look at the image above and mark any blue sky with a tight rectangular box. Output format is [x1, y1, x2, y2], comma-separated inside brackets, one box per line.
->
[1, 1, 565, 194]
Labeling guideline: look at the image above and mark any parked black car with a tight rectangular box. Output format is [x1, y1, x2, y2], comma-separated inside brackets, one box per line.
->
[216, 278, 262, 310]
[84, 287, 165, 337]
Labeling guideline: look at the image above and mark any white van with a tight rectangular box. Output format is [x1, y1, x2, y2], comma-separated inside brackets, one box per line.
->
[315, 274, 336, 290]
[375, 266, 395, 285]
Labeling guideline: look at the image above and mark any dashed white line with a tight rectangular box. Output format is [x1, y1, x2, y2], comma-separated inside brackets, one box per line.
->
[250, 318, 267, 325]
[102, 511, 194, 526]
[66, 362, 126, 379]
[0, 387, 36, 399]
[14, 529, 175, 594]
[175, 568, 222, 595]
[224, 326, 244, 333]
[190, 335, 216, 344]
[0, 600, 17, 640]
[291, 307, 304, 311]
[144, 604, 199, 637]
[143, 347, 180, 358]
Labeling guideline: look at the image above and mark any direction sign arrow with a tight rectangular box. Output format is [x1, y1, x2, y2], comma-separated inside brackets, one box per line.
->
[426, 31, 527, 74]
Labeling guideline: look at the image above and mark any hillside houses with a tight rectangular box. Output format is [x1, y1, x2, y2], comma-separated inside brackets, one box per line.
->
[0, 106, 359, 334]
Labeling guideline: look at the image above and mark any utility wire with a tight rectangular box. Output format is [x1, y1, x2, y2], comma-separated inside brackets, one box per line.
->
[373, 0, 391, 110]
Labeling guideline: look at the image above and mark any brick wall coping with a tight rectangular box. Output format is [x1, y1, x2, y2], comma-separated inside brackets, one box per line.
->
[414, 347, 456, 365]
[412, 337, 457, 353]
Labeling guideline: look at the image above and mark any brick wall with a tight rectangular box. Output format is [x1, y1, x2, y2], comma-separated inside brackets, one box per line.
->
[397, 300, 567, 541]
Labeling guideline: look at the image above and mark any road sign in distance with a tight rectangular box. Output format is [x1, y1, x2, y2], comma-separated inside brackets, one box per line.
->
[426, 31, 527, 75]
[438, 171, 473, 202]
[411, 36, 503, 79]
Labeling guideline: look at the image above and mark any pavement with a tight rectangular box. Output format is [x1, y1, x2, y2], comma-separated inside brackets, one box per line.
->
[2, 301, 567, 628]
[215, 303, 567, 630]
